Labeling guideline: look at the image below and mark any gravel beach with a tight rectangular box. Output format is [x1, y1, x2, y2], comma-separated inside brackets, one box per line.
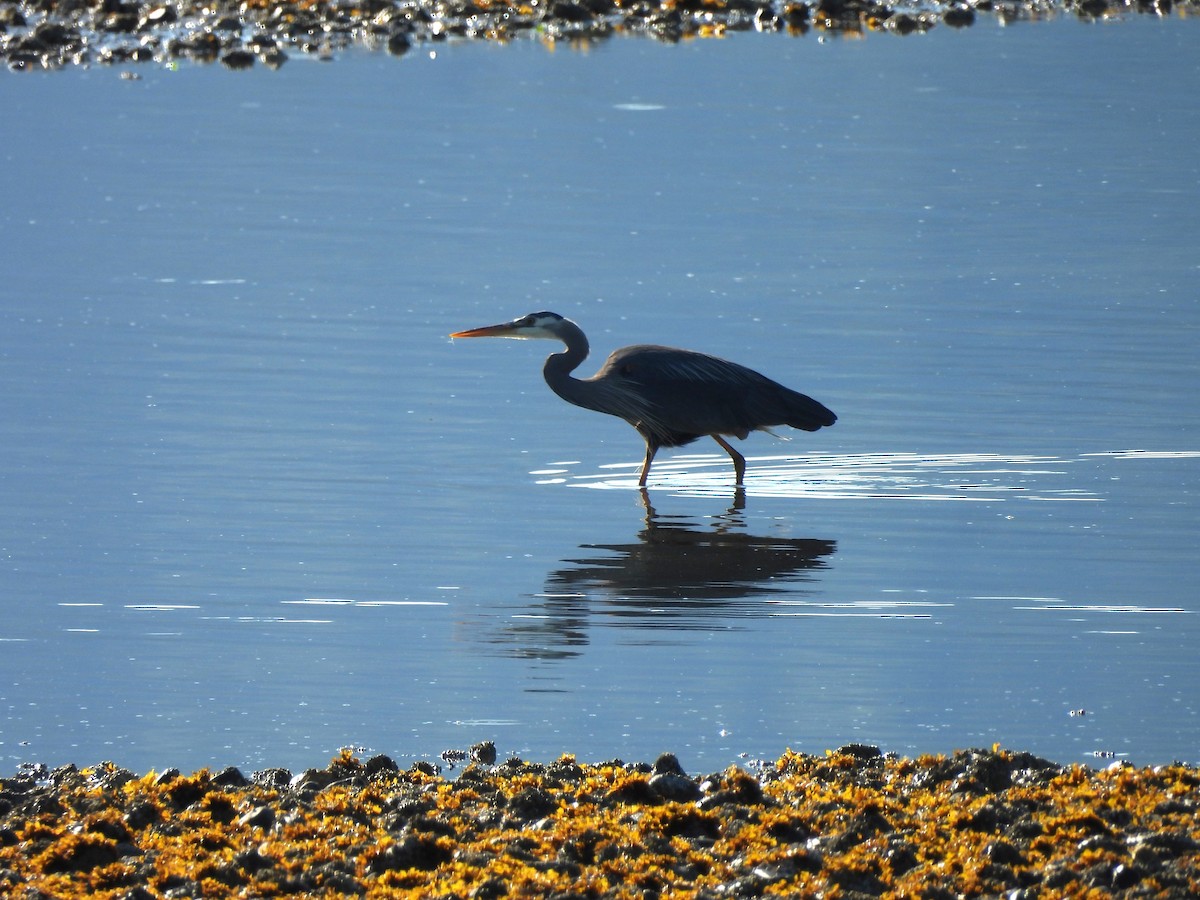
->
[3, 0, 1198, 73]
[2, 745, 1197, 897]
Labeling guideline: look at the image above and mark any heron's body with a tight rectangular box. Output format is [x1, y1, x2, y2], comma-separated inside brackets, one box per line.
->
[450, 312, 836, 486]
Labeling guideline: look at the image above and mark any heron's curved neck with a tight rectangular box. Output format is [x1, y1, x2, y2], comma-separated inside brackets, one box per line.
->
[542, 320, 595, 409]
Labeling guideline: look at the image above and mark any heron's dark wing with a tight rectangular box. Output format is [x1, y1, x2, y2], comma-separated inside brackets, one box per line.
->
[591, 345, 834, 447]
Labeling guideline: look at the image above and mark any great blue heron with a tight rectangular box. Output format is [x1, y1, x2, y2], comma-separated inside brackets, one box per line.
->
[450, 311, 836, 486]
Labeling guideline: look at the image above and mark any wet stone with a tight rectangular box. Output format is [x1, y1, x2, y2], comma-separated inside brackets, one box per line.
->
[237, 805, 275, 829]
[251, 767, 291, 788]
[470, 741, 498, 765]
[507, 786, 558, 820]
[649, 771, 702, 802]
[220, 48, 255, 69]
[211, 766, 249, 788]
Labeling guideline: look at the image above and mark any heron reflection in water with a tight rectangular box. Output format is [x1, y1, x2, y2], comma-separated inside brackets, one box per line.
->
[488, 493, 837, 661]
[450, 312, 836, 486]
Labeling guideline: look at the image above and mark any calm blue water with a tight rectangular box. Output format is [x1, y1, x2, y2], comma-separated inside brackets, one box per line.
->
[2, 17, 1198, 775]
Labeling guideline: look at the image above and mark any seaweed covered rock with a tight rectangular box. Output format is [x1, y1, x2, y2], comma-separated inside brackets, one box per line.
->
[1, 746, 1198, 897]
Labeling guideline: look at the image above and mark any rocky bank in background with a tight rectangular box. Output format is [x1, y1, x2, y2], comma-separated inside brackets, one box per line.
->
[1, 0, 1197, 73]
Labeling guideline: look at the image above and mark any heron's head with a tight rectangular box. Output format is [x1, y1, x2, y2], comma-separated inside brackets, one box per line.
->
[450, 311, 568, 341]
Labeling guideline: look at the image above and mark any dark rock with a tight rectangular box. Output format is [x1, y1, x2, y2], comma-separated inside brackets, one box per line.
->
[365, 754, 399, 777]
[887, 12, 921, 33]
[33, 22, 78, 47]
[182, 31, 221, 62]
[963, 800, 1011, 832]
[252, 767, 291, 788]
[1109, 861, 1147, 890]
[701, 769, 764, 806]
[649, 772, 702, 802]
[550, 1, 595, 21]
[942, 3, 976, 25]
[212, 766, 249, 788]
[304, 859, 362, 894]
[441, 748, 469, 767]
[652, 752, 686, 776]
[387, 31, 411, 55]
[658, 806, 720, 840]
[836, 743, 883, 762]
[984, 839, 1026, 867]
[160, 875, 204, 897]
[1126, 829, 1198, 855]
[123, 801, 160, 831]
[961, 749, 1015, 792]
[382, 797, 433, 832]
[883, 838, 920, 875]
[368, 833, 453, 873]
[233, 847, 274, 874]
[246, 33, 276, 51]
[470, 742, 497, 765]
[507, 787, 557, 820]
[827, 861, 887, 896]
[0, 7, 28, 26]
[221, 49, 255, 70]
[290, 768, 336, 794]
[1005, 814, 1044, 841]
[547, 757, 585, 781]
[816, 804, 893, 853]
[92, 764, 137, 791]
[89, 817, 132, 844]
[238, 805, 275, 829]
[471, 877, 509, 898]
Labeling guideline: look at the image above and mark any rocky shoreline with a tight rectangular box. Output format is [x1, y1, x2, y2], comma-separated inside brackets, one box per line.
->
[1, 745, 1197, 897]
[1, 0, 1197, 73]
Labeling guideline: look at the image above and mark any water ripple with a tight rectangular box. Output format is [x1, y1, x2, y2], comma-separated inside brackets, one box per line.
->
[563, 451, 1122, 501]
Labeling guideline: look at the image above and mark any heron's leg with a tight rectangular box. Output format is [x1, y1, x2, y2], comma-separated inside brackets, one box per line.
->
[712, 435, 746, 485]
[638, 443, 658, 487]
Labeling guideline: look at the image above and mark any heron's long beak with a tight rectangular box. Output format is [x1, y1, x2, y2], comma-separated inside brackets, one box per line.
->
[449, 322, 521, 339]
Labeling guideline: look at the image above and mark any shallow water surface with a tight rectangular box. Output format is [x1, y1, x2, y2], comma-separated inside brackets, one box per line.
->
[1, 18, 1198, 774]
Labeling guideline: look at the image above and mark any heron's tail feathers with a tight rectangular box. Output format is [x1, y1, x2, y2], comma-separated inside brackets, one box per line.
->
[780, 389, 837, 432]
